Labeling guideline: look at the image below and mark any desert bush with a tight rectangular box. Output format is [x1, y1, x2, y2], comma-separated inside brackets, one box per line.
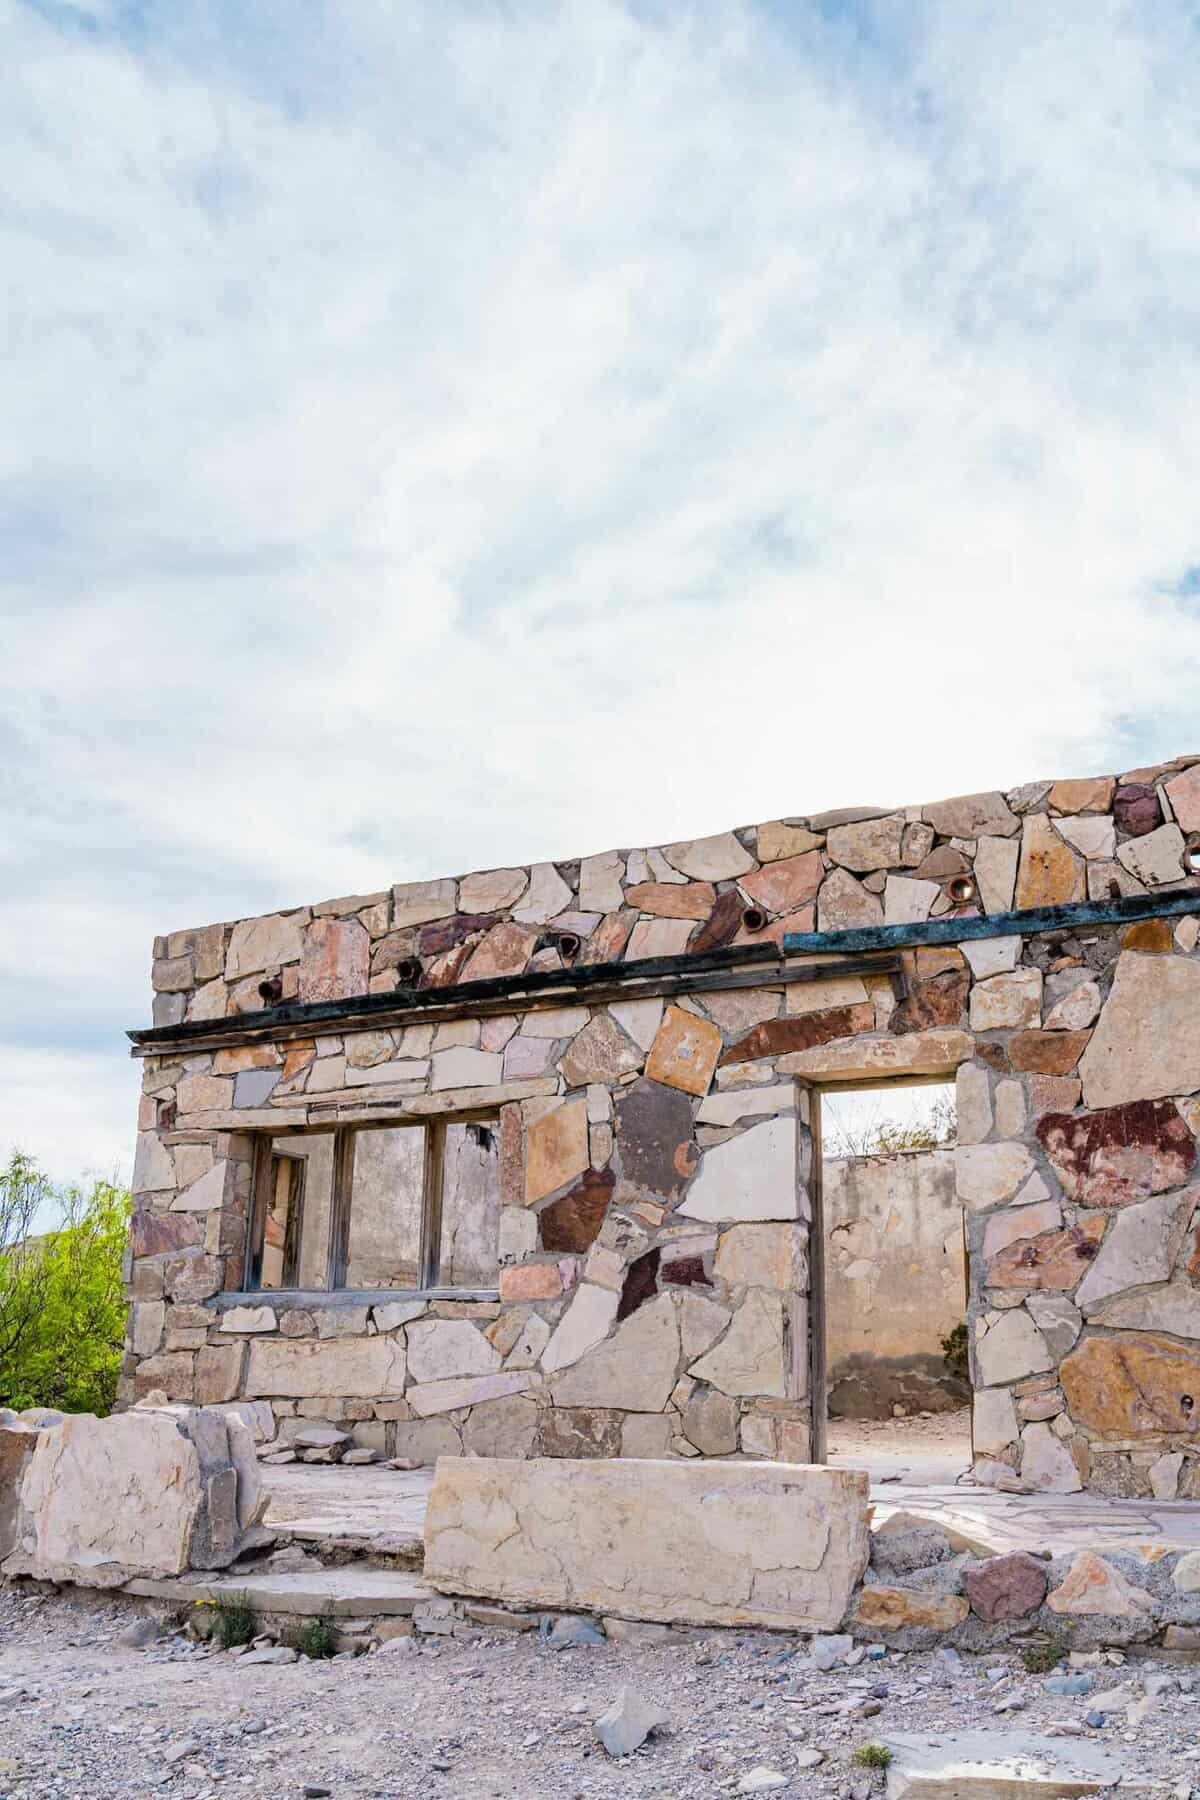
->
[0, 1149, 130, 1416]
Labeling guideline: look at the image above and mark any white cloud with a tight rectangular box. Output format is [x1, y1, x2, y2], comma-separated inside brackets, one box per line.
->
[2, 0, 1200, 1182]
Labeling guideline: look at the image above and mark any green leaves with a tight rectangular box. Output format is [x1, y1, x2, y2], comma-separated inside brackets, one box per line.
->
[0, 1150, 130, 1416]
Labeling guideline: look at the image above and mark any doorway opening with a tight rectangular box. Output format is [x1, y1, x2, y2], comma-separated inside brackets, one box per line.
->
[815, 1078, 970, 1487]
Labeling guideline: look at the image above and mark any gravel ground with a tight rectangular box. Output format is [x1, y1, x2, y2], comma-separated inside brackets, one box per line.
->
[2, 1580, 1200, 1799]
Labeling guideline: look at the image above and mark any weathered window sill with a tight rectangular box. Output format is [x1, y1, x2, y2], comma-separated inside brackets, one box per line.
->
[209, 1288, 501, 1312]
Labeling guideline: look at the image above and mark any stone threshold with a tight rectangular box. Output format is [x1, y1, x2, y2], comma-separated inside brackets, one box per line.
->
[124, 1565, 432, 1618]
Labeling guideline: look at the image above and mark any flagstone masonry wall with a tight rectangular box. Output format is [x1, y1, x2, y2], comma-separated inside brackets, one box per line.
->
[124, 754, 1200, 1494]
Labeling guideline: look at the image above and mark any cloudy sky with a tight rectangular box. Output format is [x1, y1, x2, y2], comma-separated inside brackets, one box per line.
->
[3, 0, 1200, 1189]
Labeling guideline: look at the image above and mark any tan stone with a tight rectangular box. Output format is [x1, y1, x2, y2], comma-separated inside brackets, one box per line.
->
[923, 791, 1019, 839]
[816, 868, 884, 931]
[459, 867, 529, 912]
[704, 991, 782, 1034]
[779, 1029, 972, 1083]
[540, 1283, 620, 1375]
[560, 1014, 643, 1088]
[677, 1288, 732, 1361]
[244, 1337, 406, 1399]
[1093, 1278, 1200, 1336]
[1079, 950, 1200, 1108]
[825, 815, 904, 872]
[969, 969, 1042, 1032]
[625, 881, 714, 919]
[662, 833, 755, 881]
[1044, 980, 1102, 1032]
[645, 1005, 721, 1097]
[853, 1587, 969, 1632]
[955, 1062, 992, 1146]
[406, 1320, 501, 1385]
[5, 1412, 202, 1587]
[551, 1294, 680, 1412]
[687, 1289, 785, 1397]
[1117, 823, 1186, 887]
[975, 1309, 1052, 1385]
[757, 822, 823, 862]
[425, 1457, 870, 1632]
[1060, 1332, 1200, 1436]
[1015, 815, 1085, 908]
[975, 836, 1020, 914]
[1165, 764, 1200, 833]
[1050, 776, 1116, 814]
[1074, 1190, 1188, 1311]
[741, 852, 824, 915]
[627, 917, 693, 960]
[1046, 1551, 1154, 1617]
[513, 862, 573, 924]
[407, 1371, 533, 1416]
[972, 1387, 1018, 1456]
[714, 1224, 807, 1290]
[1020, 1421, 1082, 1493]
[195, 1344, 244, 1405]
[525, 1098, 589, 1205]
[956, 1143, 1035, 1212]
[225, 911, 305, 978]
[678, 1116, 799, 1223]
[578, 850, 626, 912]
[391, 878, 456, 928]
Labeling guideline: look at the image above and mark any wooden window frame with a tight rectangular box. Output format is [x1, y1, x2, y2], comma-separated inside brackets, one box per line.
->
[244, 1113, 497, 1297]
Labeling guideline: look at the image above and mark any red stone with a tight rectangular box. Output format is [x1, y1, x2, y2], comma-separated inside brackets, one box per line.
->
[580, 911, 636, 965]
[689, 890, 745, 955]
[1113, 784, 1162, 837]
[661, 1255, 711, 1289]
[418, 913, 501, 956]
[1037, 1098, 1196, 1206]
[964, 1552, 1048, 1622]
[720, 1003, 876, 1065]
[130, 1208, 203, 1259]
[537, 1168, 614, 1253]
[1009, 1030, 1091, 1076]
[890, 969, 968, 1035]
[986, 1217, 1106, 1290]
[616, 1249, 661, 1322]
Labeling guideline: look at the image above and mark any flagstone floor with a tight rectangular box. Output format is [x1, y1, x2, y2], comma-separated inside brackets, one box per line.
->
[261, 1452, 1200, 1564]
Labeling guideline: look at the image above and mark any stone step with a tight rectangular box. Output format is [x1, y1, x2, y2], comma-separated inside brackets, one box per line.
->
[883, 1730, 1154, 1797]
[270, 1517, 425, 1571]
[125, 1563, 434, 1619]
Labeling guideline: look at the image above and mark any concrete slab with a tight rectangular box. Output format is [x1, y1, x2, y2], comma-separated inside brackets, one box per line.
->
[884, 1730, 1155, 1798]
[124, 1566, 433, 1617]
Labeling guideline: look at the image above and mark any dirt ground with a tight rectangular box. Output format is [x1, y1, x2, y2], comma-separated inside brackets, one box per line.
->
[826, 1407, 972, 1487]
[2, 1573, 1198, 1800]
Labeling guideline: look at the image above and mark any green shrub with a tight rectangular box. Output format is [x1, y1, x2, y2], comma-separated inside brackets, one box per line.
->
[212, 1593, 258, 1649]
[294, 1615, 339, 1659]
[1021, 1634, 1070, 1673]
[0, 1151, 129, 1416]
[940, 1321, 969, 1380]
[853, 1744, 893, 1769]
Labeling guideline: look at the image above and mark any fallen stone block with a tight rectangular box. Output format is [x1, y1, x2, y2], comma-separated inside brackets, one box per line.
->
[0, 1426, 39, 1562]
[594, 1687, 670, 1758]
[882, 1729, 1156, 1797]
[424, 1456, 869, 1632]
[2, 1406, 266, 1587]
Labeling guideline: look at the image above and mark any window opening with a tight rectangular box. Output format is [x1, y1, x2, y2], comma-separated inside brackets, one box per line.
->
[246, 1117, 498, 1295]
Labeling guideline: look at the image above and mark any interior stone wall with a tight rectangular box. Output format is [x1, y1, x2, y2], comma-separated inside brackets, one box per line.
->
[123, 753, 1200, 1491]
[823, 1148, 968, 1419]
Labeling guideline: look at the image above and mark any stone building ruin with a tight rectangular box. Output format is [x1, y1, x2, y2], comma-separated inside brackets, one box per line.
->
[123, 755, 1200, 1499]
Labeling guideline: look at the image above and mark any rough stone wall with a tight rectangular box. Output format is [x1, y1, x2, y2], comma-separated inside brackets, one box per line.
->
[824, 1149, 968, 1418]
[124, 754, 1200, 1490]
